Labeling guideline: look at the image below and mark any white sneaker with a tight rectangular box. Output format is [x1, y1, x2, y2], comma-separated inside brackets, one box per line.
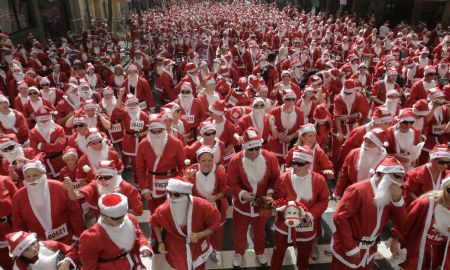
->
[209, 250, 220, 264]
[257, 253, 268, 265]
[232, 253, 243, 267]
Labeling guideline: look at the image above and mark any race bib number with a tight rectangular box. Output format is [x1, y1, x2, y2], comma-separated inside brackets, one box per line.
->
[45, 223, 68, 240]
[358, 236, 377, 249]
[110, 123, 122, 133]
[372, 57, 379, 63]
[186, 115, 195, 124]
[432, 124, 445, 135]
[154, 178, 169, 191]
[72, 181, 82, 189]
[139, 101, 147, 110]
[223, 148, 236, 161]
[130, 120, 145, 131]
[295, 214, 314, 232]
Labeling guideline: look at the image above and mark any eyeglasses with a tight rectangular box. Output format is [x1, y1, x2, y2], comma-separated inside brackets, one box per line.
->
[253, 104, 265, 109]
[203, 131, 216, 136]
[181, 91, 191, 94]
[1, 145, 15, 152]
[73, 124, 85, 129]
[401, 120, 415, 125]
[391, 173, 404, 181]
[110, 215, 125, 221]
[89, 140, 102, 145]
[437, 160, 450, 165]
[292, 161, 309, 167]
[284, 98, 296, 102]
[247, 146, 261, 152]
[150, 129, 164, 135]
[97, 175, 113, 181]
[168, 191, 181, 198]
[28, 92, 39, 96]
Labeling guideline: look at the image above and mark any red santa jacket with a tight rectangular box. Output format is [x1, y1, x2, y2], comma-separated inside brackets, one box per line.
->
[332, 93, 369, 135]
[184, 138, 225, 165]
[371, 80, 403, 104]
[40, 88, 65, 106]
[236, 113, 273, 144]
[84, 73, 104, 90]
[12, 180, 85, 245]
[75, 149, 123, 183]
[285, 144, 333, 176]
[55, 96, 80, 137]
[0, 109, 29, 144]
[49, 71, 69, 88]
[174, 97, 206, 131]
[122, 77, 155, 111]
[337, 123, 371, 169]
[0, 176, 17, 245]
[405, 79, 439, 107]
[22, 98, 55, 121]
[386, 125, 421, 155]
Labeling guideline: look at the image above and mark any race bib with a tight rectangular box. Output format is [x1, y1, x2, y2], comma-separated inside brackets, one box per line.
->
[154, 178, 169, 191]
[372, 57, 379, 63]
[358, 236, 377, 249]
[295, 214, 314, 232]
[72, 181, 82, 189]
[139, 101, 147, 110]
[186, 115, 195, 124]
[130, 120, 145, 131]
[110, 123, 122, 133]
[45, 223, 68, 240]
[223, 148, 236, 161]
[432, 124, 445, 135]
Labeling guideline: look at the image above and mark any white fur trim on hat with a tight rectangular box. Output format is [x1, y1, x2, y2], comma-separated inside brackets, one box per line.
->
[125, 96, 139, 106]
[300, 124, 316, 136]
[292, 151, 314, 163]
[430, 150, 450, 160]
[166, 178, 193, 194]
[148, 121, 165, 130]
[10, 232, 37, 257]
[242, 139, 263, 150]
[209, 106, 224, 116]
[35, 115, 52, 122]
[87, 132, 102, 144]
[0, 139, 16, 149]
[23, 160, 46, 173]
[98, 193, 128, 218]
[196, 147, 215, 158]
[364, 132, 388, 149]
[375, 164, 404, 174]
[200, 122, 216, 136]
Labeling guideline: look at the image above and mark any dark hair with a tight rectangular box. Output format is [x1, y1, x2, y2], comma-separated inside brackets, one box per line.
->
[267, 52, 277, 62]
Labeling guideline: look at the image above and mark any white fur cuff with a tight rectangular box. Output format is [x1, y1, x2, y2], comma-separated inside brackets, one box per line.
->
[345, 246, 360, 257]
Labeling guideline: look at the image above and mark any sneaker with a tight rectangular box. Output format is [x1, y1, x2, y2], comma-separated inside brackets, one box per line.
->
[311, 242, 319, 260]
[232, 253, 243, 267]
[257, 253, 268, 265]
[209, 250, 220, 264]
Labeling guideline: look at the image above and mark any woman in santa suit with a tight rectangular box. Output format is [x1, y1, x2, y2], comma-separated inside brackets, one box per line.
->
[184, 121, 225, 165]
[6, 231, 79, 270]
[107, 64, 125, 92]
[98, 86, 124, 147]
[22, 86, 55, 127]
[38, 77, 64, 106]
[271, 146, 330, 270]
[0, 94, 29, 146]
[0, 176, 18, 270]
[390, 177, 450, 270]
[11, 160, 85, 246]
[269, 90, 304, 164]
[184, 147, 229, 263]
[84, 63, 104, 92]
[151, 177, 221, 270]
[295, 87, 319, 124]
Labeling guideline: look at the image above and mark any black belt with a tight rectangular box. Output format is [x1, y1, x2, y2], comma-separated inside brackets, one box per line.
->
[149, 168, 177, 176]
[46, 151, 63, 159]
[126, 131, 141, 137]
[0, 215, 10, 223]
[98, 251, 129, 263]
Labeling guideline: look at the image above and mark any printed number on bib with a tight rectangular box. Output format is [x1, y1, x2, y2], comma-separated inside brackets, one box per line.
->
[45, 223, 68, 240]
[139, 101, 147, 110]
[432, 124, 445, 135]
[154, 179, 169, 191]
[110, 123, 122, 133]
[359, 236, 377, 249]
[130, 120, 145, 130]
[186, 115, 195, 124]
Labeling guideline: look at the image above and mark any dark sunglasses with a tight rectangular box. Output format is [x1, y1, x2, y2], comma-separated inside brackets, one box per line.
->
[284, 98, 296, 102]
[292, 161, 309, 167]
[41, 84, 50, 87]
[401, 120, 415, 125]
[89, 140, 102, 145]
[392, 173, 404, 181]
[97, 175, 113, 181]
[1, 145, 15, 152]
[204, 131, 216, 136]
[73, 124, 86, 129]
[28, 92, 39, 96]
[253, 104, 265, 109]
[110, 215, 125, 221]
[181, 91, 191, 94]
[247, 146, 261, 152]
[168, 192, 181, 198]
[437, 160, 450, 165]
[150, 129, 164, 135]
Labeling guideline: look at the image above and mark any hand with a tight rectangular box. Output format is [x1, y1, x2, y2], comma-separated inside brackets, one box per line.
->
[390, 184, 403, 202]
[241, 192, 255, 202]
[55, 137, 65, 143]
[56, 260, 71, 270]
[395, 154, 409, 163]
[189, 232, 202, 243]
[118, 87, 125, 97]
[207, 195, 217, 202]
[390, 238, 400, 258]
[336, 132, 345, 142]
[261, 195, 274, 206]
[322, 169, 334, 176]
[63, 177, 74, 190]
[8, 164, 16, 173]
[158, 242, 167, 254]
[140, 249, 152, 257]
[15, 157, 29, 164]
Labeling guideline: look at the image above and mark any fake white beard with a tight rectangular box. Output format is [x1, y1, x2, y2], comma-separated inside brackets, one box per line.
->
[341, 91, 356, 108]
[195, 165, 216, 198]
[125, 106, 141, 121]
[407, 67, 416, 80]
[170, 195, 189, 226]
[213, 64, 220, 73]
[251, 109, 265, 134]
[385, 98, 399, 116]
[350, 63, 358, 73]
[25, 175, 48, 209]
[374, 174, 394, 208]
[87, 74, 97, 88]
[41, 89, 56, 105]
[13, 73, 25, 82]
[114, 75, 124, 87]
[433, 105, 443, 122]
[128, 74, 138, 88]
[438, 66, 448, 77]
[293, 68, 302, 78]
[206, 91, 219, 106]
[433, 203, 450, 238]
[30, 99, 43, 112]
[2, 146, 24, 164]
[36, 120, 56, 143]
[76, 133, 88, 153]
[180, 94, 194, 113]
[394, 129, 414, 153]
[189, 73, 200, 87]
[80, 90, 93, 101]
[357, 143, 384, 181]
[292, 171, 313, 202]
[86, 143, 109, 172]
[214, 119, 225, 138]
[148, 131, 168, 157]
[100, 215, 136, 252]
[96, 175, 121, 196]
[102, 97, 117, 116]
[423, 80, 435, 91]
[85, 116, 97, 128]
[156, 65, 164, 76]
[0, 110, 16, 129]
[68, 94, 81, 108]
[413, 117, 424, 132]
[281, 108, 296, 130]
[134, 57, 143, 66]
[419, 57, 429, 66]
[242, 154, 266, 192]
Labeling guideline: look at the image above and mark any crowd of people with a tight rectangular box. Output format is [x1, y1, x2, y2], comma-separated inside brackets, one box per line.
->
[0, 1, 449, 269]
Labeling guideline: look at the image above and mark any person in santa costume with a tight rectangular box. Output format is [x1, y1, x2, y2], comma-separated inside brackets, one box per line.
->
[331, 156, 406, 269]
[67, 99, 111, 131]
[59, 147, 79, 185]
[75, 127, 122, 183]
[136, 118, 186, 215]
[0, 176, 18, 269]
[271, 70, 302, 103]
[78, 80, 102, 103]
[12, 160, 85, 245]
[38, 77, 64, 106]
[122, 63, 155, 113]
[55, 83, 82, 137]
[151, 177, 220, 270]
[98, 86, 124, 146]
[29, 106, 66, 178]
[22, 86, 55, 127]
[390, 176, 450, 270]
[107, 64, 125, 92]
[0, 94, 29, 145]
[350, 63, 373, 92]
[6, 230, 79, 270]
[334, 128, 390, 199]
[381, 89, 402, 117]
[48, 63, 68, 89]
[159, 108, 187, 145]
[175, 62, 202, 97]
[295, 87, 319, 124]
[402, 57, 424, 89]
[370, 67, 402, 106]
[183, 146, 229, 263]
[84, 63, 104, 92]
[185, 121, 225, 165]
[66, 115, 93, 155]
[405, 65, 439, 107]
[155, 58, 177, 102]
[268, 90, 304, 164]
[79, 193, 152, 270]
[162, 102, 190, 143]
[271, 146, 330, 270]
[227, 128, 280, 267]
[13, 81, 30, 114]
[404, 144, 450, 206]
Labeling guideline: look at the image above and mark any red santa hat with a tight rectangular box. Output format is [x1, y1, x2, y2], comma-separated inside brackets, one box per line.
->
[364, 128, 389, 149]
[371, 106, 393, 124]
[227, 107, 245, 122]
[97, 160, 118, 176]
[23, 159, 46, 173]
[196, 146, 215, 159]
[6, 231, 37, 257]
[343, 79, 356, 93]
[159, 108, 173, 121]
[412, 99, 430, 116]
[166, 177, 193, 194]
[396, 108, 416, 122]
[299, 123, 316, 136]
[424, 65, 436, 75]
[313, 104, 330, 123]
[85, 128, 103, 144]
[0, 134, 18, 149]
[199, 121, 216, 136]
[374, 156, 405, 174]
[282, 89, 296, 101]
[65, 83, 78, 94]
[102, 86, 114, 96]
[403, 57, 414, 68]
[124, 94, 139, 106]
[329, 68, 340, 80]
[98, 193, 128, 218]
[0, 94, 9, 105]
[39, 77, 50, 85]
[126, 63, 138, 73]
[163, 102, 181, 114]
[185, 63, 197, 73]
[242, 127, 263, 150]
[86, 63, 95, 72]
[429, 144, 450, 160]
[73, 116, 87, 126]
[427, 88, 444, 101]
[83, 99, 97, 110]
[348, 54, 359, 62]
[17, 81, 28, 89]
[218, 66, 230, 77]
[209, 100, 226, 116]
[62, 147, 78, 160]
[148, 118, 166, 130]
[281, 70, 291, 78]
[257, 84, 269, 94]
[308, 75, 322, 85]
[35, 106, 54, 122]
[292, 146, 314, 163]
[203, 74, 216, 86]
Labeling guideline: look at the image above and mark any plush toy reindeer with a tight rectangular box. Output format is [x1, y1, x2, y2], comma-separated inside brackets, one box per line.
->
[274, 199, 311, 243]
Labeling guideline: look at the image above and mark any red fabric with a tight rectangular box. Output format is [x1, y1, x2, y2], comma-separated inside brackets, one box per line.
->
[271, 232, 315, 270]
[0, 176, 17, 269]
[76, 149, 123, 183]
[122, 77, 155, 110]
[404, 165, 449, 206]
[285, 144, 333, 177]
[0, 109, 29, 144]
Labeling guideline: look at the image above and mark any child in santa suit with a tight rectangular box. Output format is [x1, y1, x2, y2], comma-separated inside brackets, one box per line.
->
[151, 177, 221, 270]
[6, 230, 79, 270]
[79, 193, 152, 270]
[0, 176, 18, 270]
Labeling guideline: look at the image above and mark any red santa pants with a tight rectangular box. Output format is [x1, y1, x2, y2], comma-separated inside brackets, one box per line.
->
[232, 210, 267, 255]
[0, 247, 13, 270]
[270, 231, 314, 270]
[331, 256, 374, 270]
[211, 224, 225, 251]
[331, 135, 344, 167]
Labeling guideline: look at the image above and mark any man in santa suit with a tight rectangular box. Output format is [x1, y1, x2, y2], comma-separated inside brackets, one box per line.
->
[175, 63, 202, 97]
[107, 64, 125, 92]
[29, 106, 66, 178]
[405, 65, 439, 107]
[390, 177, 450, 270]
[6, 230, 79, 270]
[432, 35, 450, 62]
[122, 63, 155, 113]
[79, 79, 102, 103]
[84, 63, 104, 92]
[39, 77, 64, 106]
[436, 59, 449, 80]
[271, 146, 330, 270]
[75, 127, 122, 183]
[55, 83, 82, 137]
[331, 156, 406, 269]
[350, 63, 373, 91]
[0, 176, 17, 269]
[382, 89, 402, 117]
[404, 144, 449, 206]
[151, 177, 221, 270]
[8, 65, 36, 99]
[79, 193, 152, 270]
[332, 79, 369, 165]
[27, 49, 48, 76]
[136, 118, 186, 215]
[414, 48, 432, 67]
[227, 128, 280, 267]
[334, 128, 390, 199]
[340, 54, 359, 79]
[271, 70, 302, 103]
[156, 58, 177, 102]
[370, 67, 402, 106]
[243, 42, 258, 74]
[99, 86, 123, 145]
[402, 57, 424, 89]
[13, 81, 30, 114]
[12, 160, 85, 245]
[48, 63, 68, 89]
[386, 108, 423, 171]
[66, 115, 91, 155]
[131, 49, 151, 77]
[0, 94, 29, 145]
[22, 86, 55, 127]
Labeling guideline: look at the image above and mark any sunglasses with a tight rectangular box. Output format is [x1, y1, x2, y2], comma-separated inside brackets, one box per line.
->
[168, 192, 181, 198]
[253, 104, 265, 109]
[284, 98, 296, 102]
[41, 84, 50, 87]
[73, 124, 85, 129]
[150, 129, 164, 135]
[1, 145, 15, 152]
[110, 215, 125, 221]
[28, 92, 39, 96]
[392, 173, 404, 181]
[204, 131, 216, 136]
[97, 175, 113, 181]
[292, 161, 309, 167]
[401, 120, 415, 125]
[181, 91, 191, 94]
[247, 146, 261, 152]
[437, 160, 450, 165]
[89, 140, 102, 145]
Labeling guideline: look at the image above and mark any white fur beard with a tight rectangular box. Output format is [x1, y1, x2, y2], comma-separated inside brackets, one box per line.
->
[96, 176, 121, 196]
[76, 134, 88, 153]
[125, 107, 141, 120]
[180, 96, 193, 113]
[385, 99, 398, 116]
[251, 112, 265, 133]
[36, 121, 56, 143]
[434, 203, 450, 238]
[114, 75, 124, 87]
[3, 147, 25, 163]
[0, 111, 16, 129]
[413, 117, 424, 132]
[69, 95, 80, 108]
[100, 215, 136, 252]
[195, 167, 216, 198]
[214, 120, 225, 138]
[242, 154, 266, 193]
[357, 145, 382, 181]
[102, 98, 117, 116]
[292, 172, 313, 202]
[149, 132, 168, 157]
[170, 195, 189, 226]
[128, 75, 138, 87]
[373, 175, 393, 208]
[86, 144, 109, 172]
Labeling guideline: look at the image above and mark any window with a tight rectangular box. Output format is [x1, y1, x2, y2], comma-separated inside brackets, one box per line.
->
[0, 0, 33, 34]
